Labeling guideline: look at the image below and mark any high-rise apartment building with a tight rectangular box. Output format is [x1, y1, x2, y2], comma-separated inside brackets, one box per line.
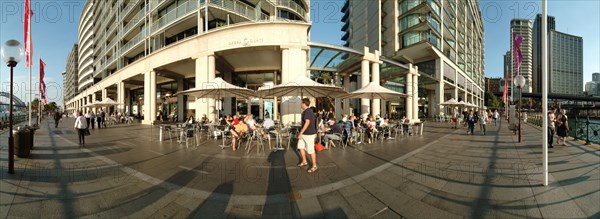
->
[549, 30, 583, 95]
[532, 14, 555, 93]
[64, 44, 79, 101]
[510, 19, 533, 93]
[341, 0, 486, 116]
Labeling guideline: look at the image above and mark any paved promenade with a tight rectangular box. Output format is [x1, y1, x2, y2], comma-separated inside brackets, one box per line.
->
[0, 117, 598, 218]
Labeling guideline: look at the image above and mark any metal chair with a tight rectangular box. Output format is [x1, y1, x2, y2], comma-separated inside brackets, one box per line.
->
[246, 128, 266, 154]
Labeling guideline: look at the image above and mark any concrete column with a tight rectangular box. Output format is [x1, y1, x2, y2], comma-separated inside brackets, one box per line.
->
[334, 73, 342, 120]
[207, 54, 216, 121]
[372, 61, 381, 117]
[405, 64, 413, 121]
[143, 70, 156, 124]
[360, 59, 370, 118]
[343, 75, 350, 115]
[102, 88, 108, 100]
[91, 93, 97, 113]
[176, 78, 185, 121]
[194, 54, 212, 121]
[436, 81, 445, 116]
[273, 71, 278, 121]
[280, 48, 307, 123]
[413, 66, 419, 122]
[117, 81, 125, 114]
[463, 89, 467, 104]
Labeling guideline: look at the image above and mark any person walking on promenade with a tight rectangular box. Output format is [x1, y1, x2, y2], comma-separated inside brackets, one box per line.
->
[493, 110, 499, 126]
[548, 109, 556, 148]
[480, 110, 488, 135]
[53, 111, 61, 128]
[451, 109, 458, 129]
[467, 110, 476, 135]
[96, 110, 103, 129]
[297, 98, 318, 173]
[100, 110, 106, 128]
[556, 113, 569, 146]
[85, 111, 92, 128]
[523, 112, 528, 123]
[74, 111, 87, 145]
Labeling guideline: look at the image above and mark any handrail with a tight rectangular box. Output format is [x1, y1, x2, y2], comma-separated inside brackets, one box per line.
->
[276, 0, 306, 20]
[123, 8, 146, 35]
[121, 31, 146, 55]
[151, 0, 198, 33]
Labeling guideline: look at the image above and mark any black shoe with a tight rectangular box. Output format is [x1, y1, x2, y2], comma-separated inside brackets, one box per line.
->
[548, 145, 554, 148]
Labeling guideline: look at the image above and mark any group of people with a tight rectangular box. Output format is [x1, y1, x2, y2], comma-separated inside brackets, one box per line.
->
[72, 110, 108, 146]
[547, 109, 570, 148]
[461, 109, 499, 135]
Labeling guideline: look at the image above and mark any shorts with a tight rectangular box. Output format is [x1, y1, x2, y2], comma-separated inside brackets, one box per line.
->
[297, 134, 316, 154]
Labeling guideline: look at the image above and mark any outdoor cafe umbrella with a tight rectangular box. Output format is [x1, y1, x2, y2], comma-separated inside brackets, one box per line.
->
[176, 77, 256, 149]
[339, 82, 407, 100]
[257, 75, 348, 99]
[93, 98, 119, 107]
[440, 98, 460, 106]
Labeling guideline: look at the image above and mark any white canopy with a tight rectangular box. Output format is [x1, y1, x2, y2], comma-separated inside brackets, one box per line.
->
[340, 82, 407, 100]
[176, 77, 256, 99]
[257, 75, 348, 98]
[94, 98, 119, 107]
[440, 98, 460, 106]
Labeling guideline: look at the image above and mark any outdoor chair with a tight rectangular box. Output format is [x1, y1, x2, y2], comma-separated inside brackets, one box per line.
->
[245, 128, 266, 154]
[163, 125, 177, 142]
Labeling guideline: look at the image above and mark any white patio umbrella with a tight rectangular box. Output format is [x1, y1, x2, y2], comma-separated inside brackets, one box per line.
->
[339, 82, 407, 100]
[257, 75, 348, 99]
[176, 77, 256, 149]
[177, 77, 256, 99]
[93, 98, 119, 107]
[440, 98, 460, 106]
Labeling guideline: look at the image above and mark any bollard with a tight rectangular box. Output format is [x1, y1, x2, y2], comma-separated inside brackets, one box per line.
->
[159, 126, 163, 141]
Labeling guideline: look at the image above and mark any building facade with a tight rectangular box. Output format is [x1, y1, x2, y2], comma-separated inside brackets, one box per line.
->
[503, 50, 512, 99]
[484, 77, 501, 94]
[65, 0, 420, 124]
[510, 19, 532, 93]
[532, 14, 555, 94]
[584, 72, 599, 96]
[64, 44, 79, 101]
[342, 0, 486, 117]
[549, 30, 583, 96]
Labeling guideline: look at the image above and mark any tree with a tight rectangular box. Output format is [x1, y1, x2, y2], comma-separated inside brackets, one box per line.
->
[485, 92, 503, 109]
[44, 102, 58, 112]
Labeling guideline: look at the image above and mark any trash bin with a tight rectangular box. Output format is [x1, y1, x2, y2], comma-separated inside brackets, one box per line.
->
[27, 126, 36, 149]
[13, 127, 31, 158]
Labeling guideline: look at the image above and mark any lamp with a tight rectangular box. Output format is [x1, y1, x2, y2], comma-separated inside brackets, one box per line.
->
[513, 75, 525, 143]
[1, 39, 24, 174]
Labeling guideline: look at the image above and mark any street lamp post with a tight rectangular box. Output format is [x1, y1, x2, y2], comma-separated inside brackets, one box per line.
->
[1, 40, 25, 174]
[514, 75, 526, 143]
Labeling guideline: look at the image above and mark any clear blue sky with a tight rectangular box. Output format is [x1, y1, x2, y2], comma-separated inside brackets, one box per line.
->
[1, 0, 597, 106]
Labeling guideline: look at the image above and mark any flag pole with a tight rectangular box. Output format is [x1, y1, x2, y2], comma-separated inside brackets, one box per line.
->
[27, 7, 32, 127]
[542, 0, 549, 186]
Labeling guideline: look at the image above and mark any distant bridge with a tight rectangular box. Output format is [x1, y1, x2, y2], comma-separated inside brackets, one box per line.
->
[0, 92, 27, 108]
[491, 92, 600, 102]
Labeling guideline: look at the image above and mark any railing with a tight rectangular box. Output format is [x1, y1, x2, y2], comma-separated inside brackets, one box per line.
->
[276, 0, 306, 20]
[107, 37, 118, 51]
[151, 0, 168, 11]
[570, 117, 599, 145]
[119, 2, 136, 21]
[121, 31, 146, 55]
[208, 0, 269, 21]
[123, 8, 146, 35]
[528, 114, 599, 145]
[151, 0, 198, 33]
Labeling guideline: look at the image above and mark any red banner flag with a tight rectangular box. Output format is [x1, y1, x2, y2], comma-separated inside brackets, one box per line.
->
[24, 0, 33, 68]
[40, 59, 46, 104]
[529, 98, 532, 109]
[513, 32, 523, 77]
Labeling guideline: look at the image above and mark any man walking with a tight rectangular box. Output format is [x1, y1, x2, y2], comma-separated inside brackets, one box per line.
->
[53, 111, 61, 128]
[100, 110, 107, 128]
[297, 98, 318, 173]
[548, 109, 555, 148]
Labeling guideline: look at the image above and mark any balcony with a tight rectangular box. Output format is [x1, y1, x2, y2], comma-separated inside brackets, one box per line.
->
[121, 31, 146, 55]
[208, 0, 269, 21]
[151, 0, 168, 11]
[151, 0, 198, 33]
[123, 8, 146, 36]
[119, 2, 137, 21]
[276, 0, 307, 20]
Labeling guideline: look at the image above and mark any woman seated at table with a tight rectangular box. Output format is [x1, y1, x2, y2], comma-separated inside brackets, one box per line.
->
[201, 114, 209, 124]
[366, 116, 378, 144]
[187, 116, 195, 124]
[323, 118, 343, 149]
[230, 116, 248, 151]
